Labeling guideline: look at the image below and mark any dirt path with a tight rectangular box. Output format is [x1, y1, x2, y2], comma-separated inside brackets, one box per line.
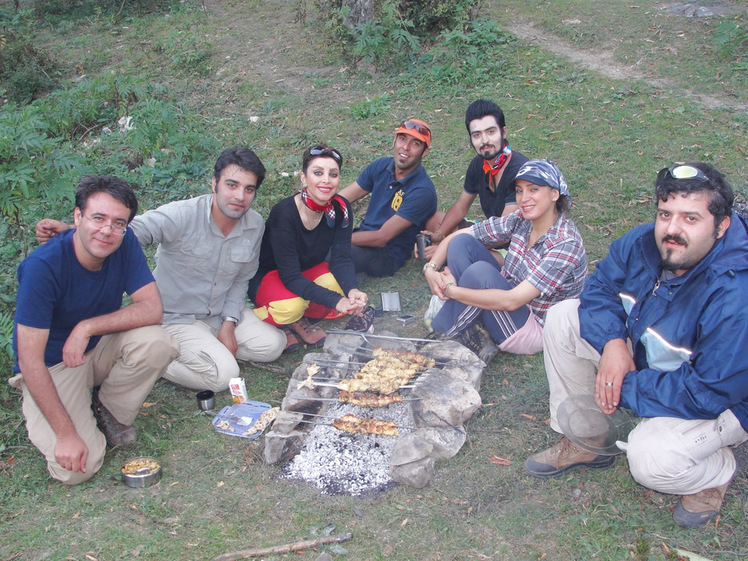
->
[510, 22, 747, 112]
[206, 0, 746, 113]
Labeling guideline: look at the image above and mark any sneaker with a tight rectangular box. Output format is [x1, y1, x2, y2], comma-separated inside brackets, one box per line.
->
[456, 323, 499, 363]
[282, 328, 300, 353]
[673, 482, 731, 527]
[91, 389, 136, 447]
[345, 306, 375, 333]
[524, 436, 616, 478]
[290, 317, 326, 347]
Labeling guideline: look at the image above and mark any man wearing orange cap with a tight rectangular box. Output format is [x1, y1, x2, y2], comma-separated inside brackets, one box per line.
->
[339, 119, 438, 278]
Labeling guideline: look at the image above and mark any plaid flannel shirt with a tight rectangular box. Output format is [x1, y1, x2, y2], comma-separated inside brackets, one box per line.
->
[470, 211, 588, 325]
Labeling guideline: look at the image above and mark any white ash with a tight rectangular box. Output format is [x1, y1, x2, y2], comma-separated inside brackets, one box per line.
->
[281, 401, 413, 496]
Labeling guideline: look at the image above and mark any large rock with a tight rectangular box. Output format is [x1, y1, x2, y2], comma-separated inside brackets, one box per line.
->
[390, 432, 435, 488]
[415, 426, 467, 460]
[411, 369, 482, 428]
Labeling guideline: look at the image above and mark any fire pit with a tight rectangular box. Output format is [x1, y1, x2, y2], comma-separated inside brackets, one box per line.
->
[264, 331, 486, 494]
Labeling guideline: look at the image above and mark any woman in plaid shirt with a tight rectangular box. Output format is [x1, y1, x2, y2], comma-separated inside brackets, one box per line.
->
[423, 159, 587, 360]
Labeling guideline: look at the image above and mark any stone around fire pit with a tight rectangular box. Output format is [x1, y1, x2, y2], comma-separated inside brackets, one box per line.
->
[264, 331, 487, 493]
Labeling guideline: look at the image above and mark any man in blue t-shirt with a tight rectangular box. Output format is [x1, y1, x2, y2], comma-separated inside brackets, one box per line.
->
[10, 175, 178, 485]
[420, 99, 529, 260]
[339, 118, 438, 278]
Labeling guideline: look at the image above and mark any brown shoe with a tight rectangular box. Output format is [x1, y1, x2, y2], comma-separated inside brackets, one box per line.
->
[282, 328, 300, 354]
[289, 318, 326, 347]
[524, 436, 616, 477]
[91, 389, 136, 447]
[673, 482, 731, 527]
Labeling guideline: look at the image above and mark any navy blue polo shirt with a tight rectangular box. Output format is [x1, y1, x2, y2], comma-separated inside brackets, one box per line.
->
[356, 157, 437, 269]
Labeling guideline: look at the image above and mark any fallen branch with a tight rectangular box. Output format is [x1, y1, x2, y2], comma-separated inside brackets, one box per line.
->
[247, 361, 294, 376]
[212, 533, 353, 561]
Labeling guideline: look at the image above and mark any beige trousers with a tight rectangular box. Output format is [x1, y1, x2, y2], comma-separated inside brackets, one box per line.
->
[162, 307, 286, 392]
[10, 325, 179, 485]
[543, 299, 747, 495]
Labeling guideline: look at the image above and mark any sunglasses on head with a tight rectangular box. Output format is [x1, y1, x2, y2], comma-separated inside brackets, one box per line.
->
[657, 165, 709, 183]
[310, 146, 342, 164]
[400, 120, 431, 136]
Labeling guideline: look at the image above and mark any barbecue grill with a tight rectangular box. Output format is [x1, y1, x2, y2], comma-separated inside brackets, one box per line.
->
[264, 330, 486, 494]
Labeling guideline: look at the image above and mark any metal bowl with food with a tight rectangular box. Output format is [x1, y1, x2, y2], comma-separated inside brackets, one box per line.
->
[121, 456, 162, 488]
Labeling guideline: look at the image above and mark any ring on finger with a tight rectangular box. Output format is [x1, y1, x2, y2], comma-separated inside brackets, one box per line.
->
[605, 382, 614, 387]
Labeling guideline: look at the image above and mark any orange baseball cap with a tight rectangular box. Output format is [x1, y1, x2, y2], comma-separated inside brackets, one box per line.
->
[394, 119, 431, 148]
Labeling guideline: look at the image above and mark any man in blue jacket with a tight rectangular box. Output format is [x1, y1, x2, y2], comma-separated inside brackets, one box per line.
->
[524, 162, 748, 527]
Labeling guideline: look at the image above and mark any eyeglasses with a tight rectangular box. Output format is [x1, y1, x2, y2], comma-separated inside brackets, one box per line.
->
[400, 120, 431, 137]
[82, 212, 128, 235]
[310, 146, 342, 165]
[657, 165, 710, 184]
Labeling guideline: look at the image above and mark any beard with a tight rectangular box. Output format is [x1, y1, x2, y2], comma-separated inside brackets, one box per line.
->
[659, 234, 688, 271]
[480, 145, 500, 160]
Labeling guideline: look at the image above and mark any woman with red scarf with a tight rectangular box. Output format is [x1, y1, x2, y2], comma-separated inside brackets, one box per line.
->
[248, 145, 370, 351]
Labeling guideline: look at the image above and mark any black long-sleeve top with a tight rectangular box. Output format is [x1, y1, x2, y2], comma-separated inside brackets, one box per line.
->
[248, 195, 357, 310]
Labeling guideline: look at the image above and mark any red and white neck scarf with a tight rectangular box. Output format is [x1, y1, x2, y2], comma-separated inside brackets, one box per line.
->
[482, 143, 513, 177]
[301, 188, 349, 228]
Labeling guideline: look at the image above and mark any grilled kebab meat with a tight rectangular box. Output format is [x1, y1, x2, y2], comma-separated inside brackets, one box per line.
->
[332, 413, 399, 436]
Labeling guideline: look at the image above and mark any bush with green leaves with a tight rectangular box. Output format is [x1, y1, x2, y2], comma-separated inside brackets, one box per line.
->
[315, 0, 478, 71]
[31, 0, 182, 24]
[713, 17, 747, 71]
[0, 105, 82, 243]
[0, 28, 60, 103]
[403, 0, 478, 33]
[352, 0, 420, 70]
[419, 18, 517, 87]
[157, 31, 214, 77]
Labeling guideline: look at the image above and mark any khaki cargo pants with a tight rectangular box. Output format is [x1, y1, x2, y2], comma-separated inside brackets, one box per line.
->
[10, 325, 179, 485]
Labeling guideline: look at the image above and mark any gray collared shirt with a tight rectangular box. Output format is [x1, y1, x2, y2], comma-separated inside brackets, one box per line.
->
[129, 194, 263, 329]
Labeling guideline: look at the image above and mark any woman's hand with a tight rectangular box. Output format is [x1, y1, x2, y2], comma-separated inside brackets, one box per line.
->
[335, 297, 355, 314]
[424, 265, 444, 298]
[346, 289, 369, 315]
[425, 266, 456, 301]
[439, 269, 457, 300]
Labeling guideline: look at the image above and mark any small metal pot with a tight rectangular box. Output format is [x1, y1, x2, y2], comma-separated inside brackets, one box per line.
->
[121, 457, 162, 488]
[196, 390, 215, 411]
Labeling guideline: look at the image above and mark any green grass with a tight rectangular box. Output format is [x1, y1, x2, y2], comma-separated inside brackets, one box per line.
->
[1, 0, 747, 559]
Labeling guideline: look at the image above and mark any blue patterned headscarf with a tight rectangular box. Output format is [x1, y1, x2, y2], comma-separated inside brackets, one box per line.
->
[513, 159, 571, 203]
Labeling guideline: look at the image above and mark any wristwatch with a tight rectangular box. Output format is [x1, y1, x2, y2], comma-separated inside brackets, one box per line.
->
[422, 261, 439, 274]
[221, 316, 240, 326]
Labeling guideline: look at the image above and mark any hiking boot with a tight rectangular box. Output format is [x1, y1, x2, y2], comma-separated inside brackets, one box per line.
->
[425, 330, 448, 341]
[282, 328, 300, 353]
[345, 306, 375, 333]
[673, 482, 731, 527]
[290, 317, 326, 347]
[91, 389, 136, 447]
[524, 436, 616, 478]
[473, 324, 499, 363]
[456, 323, 499, 363]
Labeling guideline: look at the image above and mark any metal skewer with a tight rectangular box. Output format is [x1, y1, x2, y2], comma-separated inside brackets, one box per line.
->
[327, 330, 436, 344]
[311, 381, 415, 389]
[310, 358, 369, 367]
[300, 396, 419, 403]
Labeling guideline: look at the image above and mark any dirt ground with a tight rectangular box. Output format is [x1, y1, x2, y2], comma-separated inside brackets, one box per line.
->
[206, 0, 747, 113]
